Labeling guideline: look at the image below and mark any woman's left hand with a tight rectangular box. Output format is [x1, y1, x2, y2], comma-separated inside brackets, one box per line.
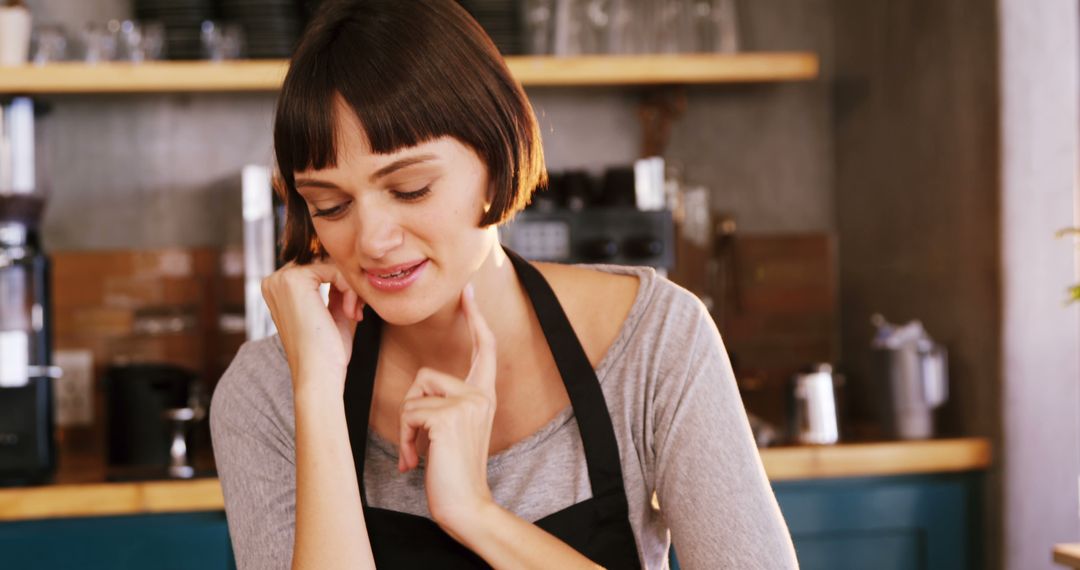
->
[398, 284, 498, 536]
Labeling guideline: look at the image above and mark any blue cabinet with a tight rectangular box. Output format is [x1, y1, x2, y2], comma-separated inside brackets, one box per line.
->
[673, 472, 982, 569]
[0, 512, 235, 570]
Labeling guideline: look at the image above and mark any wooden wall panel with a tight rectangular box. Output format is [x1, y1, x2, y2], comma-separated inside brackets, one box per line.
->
[831, 0, 1001, 565]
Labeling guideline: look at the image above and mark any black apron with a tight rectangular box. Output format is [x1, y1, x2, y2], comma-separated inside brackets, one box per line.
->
[343, 249, 643, 568]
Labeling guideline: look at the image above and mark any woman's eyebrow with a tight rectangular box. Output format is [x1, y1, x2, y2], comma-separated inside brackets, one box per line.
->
[294, 178, 339, 191]
[293, 153, 439, 190]
[369, 154, 438, 183]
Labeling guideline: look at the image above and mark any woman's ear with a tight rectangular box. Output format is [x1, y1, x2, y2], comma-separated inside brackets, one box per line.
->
[483, 182, 495, 214]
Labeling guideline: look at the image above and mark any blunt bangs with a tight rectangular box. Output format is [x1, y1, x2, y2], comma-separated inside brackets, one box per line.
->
[273, 0, 547, 264]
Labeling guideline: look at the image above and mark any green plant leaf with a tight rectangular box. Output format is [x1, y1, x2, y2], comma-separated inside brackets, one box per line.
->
[1069, 285, 1080, 304]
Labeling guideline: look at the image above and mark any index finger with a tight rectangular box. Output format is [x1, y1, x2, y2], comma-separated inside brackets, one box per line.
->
[303, 260, 356, 296]
[461, 284, 496, 394]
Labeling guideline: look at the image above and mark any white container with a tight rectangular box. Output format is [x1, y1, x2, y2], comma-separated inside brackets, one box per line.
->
[0, 97, 36, 194]
[0, 330, 29, 388]
[0, 5, 32, 67]
[791, 364, 840, 445]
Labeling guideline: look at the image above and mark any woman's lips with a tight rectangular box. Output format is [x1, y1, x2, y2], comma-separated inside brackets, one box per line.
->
[364, 259, 428, 292]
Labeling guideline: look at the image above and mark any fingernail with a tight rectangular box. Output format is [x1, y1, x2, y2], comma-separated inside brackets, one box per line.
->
[464, 283, 475, 301]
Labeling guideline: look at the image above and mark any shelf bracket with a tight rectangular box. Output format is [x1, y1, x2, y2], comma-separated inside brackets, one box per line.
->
[637, 86, 688, 157]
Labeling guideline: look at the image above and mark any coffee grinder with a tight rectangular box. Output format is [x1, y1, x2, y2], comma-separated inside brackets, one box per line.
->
[0, 97, 59, 485]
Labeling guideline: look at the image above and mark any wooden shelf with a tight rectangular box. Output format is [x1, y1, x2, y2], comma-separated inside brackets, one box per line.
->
[0, 53, 818, 94]
[0, 61, 288, 94]
[509, 53, 819, 86]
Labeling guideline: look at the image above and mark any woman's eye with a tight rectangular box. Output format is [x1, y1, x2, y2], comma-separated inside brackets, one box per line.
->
[392, 187, 431, 202]
[312, 203, 349, 219]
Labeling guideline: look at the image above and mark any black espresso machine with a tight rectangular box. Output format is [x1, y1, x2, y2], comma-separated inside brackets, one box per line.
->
[0, 97, 59, 486]
[499, 163, 676, 271]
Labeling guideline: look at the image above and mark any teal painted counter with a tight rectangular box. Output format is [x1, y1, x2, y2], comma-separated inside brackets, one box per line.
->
[774, 472, 983, 570]
[0, 512, 235, 570]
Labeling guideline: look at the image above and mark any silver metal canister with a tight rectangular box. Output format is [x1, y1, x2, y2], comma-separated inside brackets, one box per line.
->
[790, 363, 840, 445]
[871, 314, 949, 440]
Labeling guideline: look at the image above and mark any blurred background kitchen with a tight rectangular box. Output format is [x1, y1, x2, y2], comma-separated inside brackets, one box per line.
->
[0, 0, 1076, 569]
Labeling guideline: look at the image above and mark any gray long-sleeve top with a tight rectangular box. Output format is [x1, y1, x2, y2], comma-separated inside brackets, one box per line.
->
[210, 264, 798, 569]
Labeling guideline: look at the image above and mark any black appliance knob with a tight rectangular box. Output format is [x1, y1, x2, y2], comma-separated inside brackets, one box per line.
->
[622, 235, 664, 259]
[579, 238, 619, 261]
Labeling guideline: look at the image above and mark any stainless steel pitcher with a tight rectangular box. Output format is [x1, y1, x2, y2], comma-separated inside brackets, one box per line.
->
[870, 314, 949, 440]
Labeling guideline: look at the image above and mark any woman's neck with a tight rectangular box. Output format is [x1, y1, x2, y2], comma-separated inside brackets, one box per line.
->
[381, 243, 532, 380]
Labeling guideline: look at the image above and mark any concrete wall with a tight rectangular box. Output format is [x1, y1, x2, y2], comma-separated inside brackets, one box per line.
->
[38, 94, 276, 250]
[998, 0, 1080, 568]
[667, 0, 834, 233]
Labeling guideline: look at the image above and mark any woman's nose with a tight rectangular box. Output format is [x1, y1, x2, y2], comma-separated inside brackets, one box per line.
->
[354, 206, 403, 260]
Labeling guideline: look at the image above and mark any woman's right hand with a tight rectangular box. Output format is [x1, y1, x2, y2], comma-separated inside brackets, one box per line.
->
[261, 261, 366, 396]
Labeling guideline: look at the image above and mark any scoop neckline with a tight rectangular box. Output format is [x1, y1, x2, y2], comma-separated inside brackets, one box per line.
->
[364, 263, 657, 473]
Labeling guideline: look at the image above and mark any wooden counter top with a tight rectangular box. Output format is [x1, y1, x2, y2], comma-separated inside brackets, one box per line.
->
[762, 437, 992, 482]
[0, 438, 989, 522]
[0, 478, 223, 522]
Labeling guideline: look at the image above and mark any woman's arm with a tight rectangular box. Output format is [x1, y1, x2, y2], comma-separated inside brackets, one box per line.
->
[211, 347, 374, 570]
[292, 381, 375, 570]
[211, 343, 299, 570]
[259, 261, 375, 569]
[442, 502, 602, 570]
[652, 295, 798, 569]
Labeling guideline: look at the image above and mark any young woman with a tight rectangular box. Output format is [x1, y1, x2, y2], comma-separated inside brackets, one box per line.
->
[209, 1, 797, 568]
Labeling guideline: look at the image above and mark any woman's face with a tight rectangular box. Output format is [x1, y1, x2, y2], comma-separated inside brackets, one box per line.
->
[293, 98, 497, 325]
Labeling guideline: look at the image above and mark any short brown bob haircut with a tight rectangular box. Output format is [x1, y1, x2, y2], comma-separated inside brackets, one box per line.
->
[273, 0, 547, 264]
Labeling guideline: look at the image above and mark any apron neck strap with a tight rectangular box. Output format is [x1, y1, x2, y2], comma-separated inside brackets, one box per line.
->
[503, 249, 629, 501]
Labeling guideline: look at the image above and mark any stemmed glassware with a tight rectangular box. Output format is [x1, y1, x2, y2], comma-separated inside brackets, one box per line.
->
[529, 0, 741, 56]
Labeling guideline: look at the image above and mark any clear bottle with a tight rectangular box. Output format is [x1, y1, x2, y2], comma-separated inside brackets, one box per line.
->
[523, 0, 556, 55]
[692, 0, 740, 53]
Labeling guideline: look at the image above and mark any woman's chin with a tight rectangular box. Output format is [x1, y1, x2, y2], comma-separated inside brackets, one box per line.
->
[367, 299, 439, 327]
